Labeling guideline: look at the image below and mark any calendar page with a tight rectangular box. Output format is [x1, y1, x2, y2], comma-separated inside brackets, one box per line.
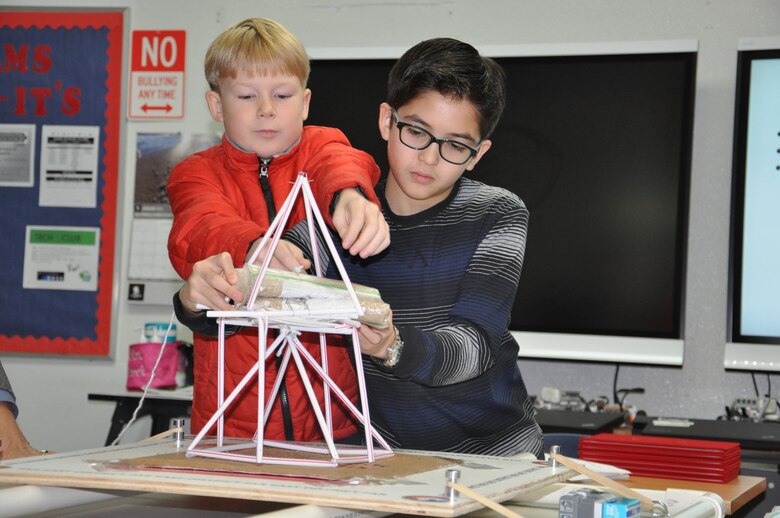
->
[128, 217, 178, 281]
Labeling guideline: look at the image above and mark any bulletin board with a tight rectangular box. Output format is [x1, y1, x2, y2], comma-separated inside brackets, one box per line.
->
[0, 11, 123, 356]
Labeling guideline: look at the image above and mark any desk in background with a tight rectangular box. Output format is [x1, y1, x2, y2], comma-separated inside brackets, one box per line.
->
[632, 416, 780, 453]
[535, 409, 627, 434]
[88, 391, 192, 446]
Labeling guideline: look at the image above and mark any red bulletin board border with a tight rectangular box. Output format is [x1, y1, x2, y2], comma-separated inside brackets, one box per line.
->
[0, 11, 122, 356]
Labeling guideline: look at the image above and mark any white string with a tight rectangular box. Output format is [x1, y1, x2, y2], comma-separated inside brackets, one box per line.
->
[110, 310, 177, 446]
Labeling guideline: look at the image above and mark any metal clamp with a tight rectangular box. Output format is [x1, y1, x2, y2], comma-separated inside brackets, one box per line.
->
[445, 468, 461, 501]
[549, 444, 561, 468]
[651, 500, 670, 517]
[172, 418, 185, 449]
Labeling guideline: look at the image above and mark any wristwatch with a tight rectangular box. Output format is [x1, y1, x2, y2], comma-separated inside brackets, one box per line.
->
[382, 326, 404, 368]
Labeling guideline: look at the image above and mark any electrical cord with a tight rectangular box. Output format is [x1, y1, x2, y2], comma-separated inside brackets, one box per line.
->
[617, 387, 646, 409]
[110, 311, 177, 447]
[613, 364, 620, 407]
[751, 371, 774, 399]
[612, 364, 644, 411]
[573, 393, 589, 411]
[751, 372, 760, 398]
[763, 373, 771, 409]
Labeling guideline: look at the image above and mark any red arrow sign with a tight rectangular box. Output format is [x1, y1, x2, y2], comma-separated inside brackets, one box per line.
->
[141, 103, 173, 113]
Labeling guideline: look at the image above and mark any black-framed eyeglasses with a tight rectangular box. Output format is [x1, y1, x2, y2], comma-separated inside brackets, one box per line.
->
[392, 110, 480, 165]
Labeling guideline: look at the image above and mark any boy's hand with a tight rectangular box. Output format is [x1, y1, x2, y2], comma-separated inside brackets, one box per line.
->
[246, 239, 311, 272]
[357, 312, 396, 360]
[332, 188, 390, 258]
[180, 252, 244, 313]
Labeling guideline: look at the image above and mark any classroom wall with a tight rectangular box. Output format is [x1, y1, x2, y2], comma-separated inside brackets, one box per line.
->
[2, 0, 779, 454]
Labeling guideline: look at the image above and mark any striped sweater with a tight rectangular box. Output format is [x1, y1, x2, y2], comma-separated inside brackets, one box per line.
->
[287, 177, 543, 457]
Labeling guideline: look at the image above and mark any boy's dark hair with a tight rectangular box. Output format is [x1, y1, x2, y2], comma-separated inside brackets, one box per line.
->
[387, 38, 506, 139]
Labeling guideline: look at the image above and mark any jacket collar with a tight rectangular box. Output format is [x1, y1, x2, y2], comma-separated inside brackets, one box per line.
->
[223, 133, 302, 172]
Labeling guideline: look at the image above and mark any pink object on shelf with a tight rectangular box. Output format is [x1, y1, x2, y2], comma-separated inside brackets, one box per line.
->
[126, 342, 180, 390]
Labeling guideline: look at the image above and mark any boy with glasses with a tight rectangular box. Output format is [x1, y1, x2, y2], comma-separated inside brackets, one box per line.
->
[293, 38, 541, 456]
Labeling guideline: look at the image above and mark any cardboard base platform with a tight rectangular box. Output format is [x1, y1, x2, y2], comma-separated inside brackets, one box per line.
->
[0, 438, 574, 517]
[121, 442, 451, 482]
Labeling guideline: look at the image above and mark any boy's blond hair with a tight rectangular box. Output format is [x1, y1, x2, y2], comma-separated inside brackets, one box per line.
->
[205, 18, 310, 92]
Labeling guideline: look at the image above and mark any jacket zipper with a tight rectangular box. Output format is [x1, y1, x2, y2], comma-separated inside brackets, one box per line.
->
[257, 157, 294, 441]
[258, 158, 277, 221]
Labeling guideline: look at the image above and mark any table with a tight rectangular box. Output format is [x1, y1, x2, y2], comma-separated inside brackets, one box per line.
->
[0, 439, 575, 517]
[0, 474, 766, 517]
[87, 391, 192, 446]
[0, 485, 305, 517]
[621, 475, 767, 515]
[64, 405, 770, 516]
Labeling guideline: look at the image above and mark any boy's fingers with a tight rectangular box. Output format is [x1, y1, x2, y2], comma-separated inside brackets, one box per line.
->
[203, 265, 243, 308]
[365, 218, 390, 256]
[358, 324, 396, 358]
[350, 216, 390, 257]
[206, 291, 233, 311]
[277, 249, 310, 271]
[357, 327, 381, 355]
[339, 208, 364, 250]
[333, 194, 389, 256]
[335, 191, 374, 247]
[271, 241, 311, 272]
[193, 278, 231, 311]
[359, 231, 391, 258]
[216, 279, 244, 306]
[215, 252, 238, 283]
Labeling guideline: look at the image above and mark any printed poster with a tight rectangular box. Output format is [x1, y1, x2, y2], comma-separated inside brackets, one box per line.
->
[22, 226, 100, 291]
[39, 125, 100, 208]
[0, 124, 36, 187]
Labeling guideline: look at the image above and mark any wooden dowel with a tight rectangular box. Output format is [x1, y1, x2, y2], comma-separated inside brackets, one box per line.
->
[550, 452, 654, 509]
[448, 481, 526, 518]
[144, 426, 183, 442]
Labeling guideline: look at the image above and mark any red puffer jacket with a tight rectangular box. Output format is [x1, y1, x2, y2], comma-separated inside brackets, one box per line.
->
[168, 126, 380, 441]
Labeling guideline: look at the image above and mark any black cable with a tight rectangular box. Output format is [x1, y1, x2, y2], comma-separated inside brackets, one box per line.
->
[613, 364, 620, 406]
[617, 388, 645, 409]
[767, 373, 772, 398]
[751, 372, 760, 398]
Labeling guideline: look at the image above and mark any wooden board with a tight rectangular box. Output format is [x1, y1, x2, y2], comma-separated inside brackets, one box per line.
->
[0, 439, 575, 517]
[623, 475, 768, 515]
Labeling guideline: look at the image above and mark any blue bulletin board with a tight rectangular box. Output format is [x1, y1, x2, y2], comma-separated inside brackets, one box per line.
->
[0, 11, 123, 356]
